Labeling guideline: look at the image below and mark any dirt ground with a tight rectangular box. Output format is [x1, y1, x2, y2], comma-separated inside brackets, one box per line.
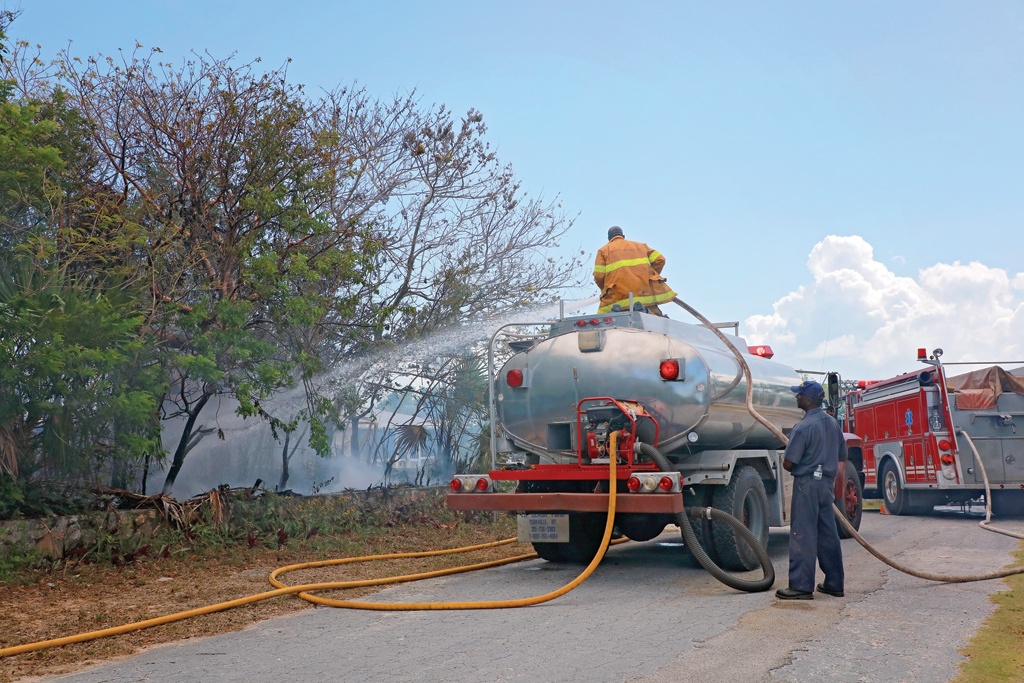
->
[0, 518, 524, 682]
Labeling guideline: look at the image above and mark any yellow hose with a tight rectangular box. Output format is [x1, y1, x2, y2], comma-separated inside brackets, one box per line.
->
[0, 436, 621, 658]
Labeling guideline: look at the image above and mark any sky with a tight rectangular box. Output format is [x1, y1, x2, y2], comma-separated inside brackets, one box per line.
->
[7, 0, 1024, 382]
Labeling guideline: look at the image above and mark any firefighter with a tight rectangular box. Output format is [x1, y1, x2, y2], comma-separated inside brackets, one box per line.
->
[776, 380, 846, 601]
[593, 226, 676, 316]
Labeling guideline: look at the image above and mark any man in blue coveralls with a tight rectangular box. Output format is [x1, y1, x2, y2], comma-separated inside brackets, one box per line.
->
[775, 380, 847, 600]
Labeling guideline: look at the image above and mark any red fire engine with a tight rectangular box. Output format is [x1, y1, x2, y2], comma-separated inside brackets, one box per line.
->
[836, 349, 1024, 516]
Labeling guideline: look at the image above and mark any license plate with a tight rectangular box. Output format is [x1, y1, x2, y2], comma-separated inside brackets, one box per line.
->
[517, 513, 570, 543]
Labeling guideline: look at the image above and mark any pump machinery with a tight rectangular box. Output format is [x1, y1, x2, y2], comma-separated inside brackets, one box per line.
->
[447, 306, 865, 571]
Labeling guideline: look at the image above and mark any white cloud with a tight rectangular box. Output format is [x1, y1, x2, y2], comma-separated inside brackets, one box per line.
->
[744, 235, 1024, 380]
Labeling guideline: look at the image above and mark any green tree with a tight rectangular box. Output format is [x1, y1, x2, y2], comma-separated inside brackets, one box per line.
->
[56, 49, 374, 495]
[0, 16, 163, 513]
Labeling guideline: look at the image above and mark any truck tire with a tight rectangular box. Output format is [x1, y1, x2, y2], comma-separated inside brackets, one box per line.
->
[531, 540, 568, 562]
[615, 513, 670, 542]
[532, 512, 605, 564]
[837, 459, 863, 538]
[710, 465, 769, 571]
[880, 460, 911, 515]
[990, 491, 1024, 518]
[682, 486, 716, 561]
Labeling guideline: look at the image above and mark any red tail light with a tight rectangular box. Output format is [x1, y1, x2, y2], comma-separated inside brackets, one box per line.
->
[506, 369, 524, 388]
[475, 477, 489, 491]
[937, 439, 951, 451]
[748, 345, 774, 359]
[450, 478, 463, 492]
[940, 455, 956, 466]
[659, 359, 680, 381]
[659, 476, 674, 491]
[626, 476, 641, 492]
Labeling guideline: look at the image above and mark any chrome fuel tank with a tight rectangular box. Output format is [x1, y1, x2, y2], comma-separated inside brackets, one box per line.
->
[495, 311, 802, 461]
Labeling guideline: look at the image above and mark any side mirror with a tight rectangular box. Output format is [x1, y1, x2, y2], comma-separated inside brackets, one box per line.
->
[826, 373, 842, 416]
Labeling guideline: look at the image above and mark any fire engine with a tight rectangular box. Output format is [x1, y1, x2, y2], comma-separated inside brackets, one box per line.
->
[838, 348, 1024, 516]
[447, 306, 863, 571]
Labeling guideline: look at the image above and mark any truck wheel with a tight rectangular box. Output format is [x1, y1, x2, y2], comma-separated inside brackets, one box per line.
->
[881, 460, 909, 515]
[615, 513, 669, 542]
[837, 460, 863, 538]
[533, 513, 606, 564]
[990, 491, 1024, 518]
[531, 541, 568, 562]
[682, 486, 716, 561]
[710, 465, 769, 571]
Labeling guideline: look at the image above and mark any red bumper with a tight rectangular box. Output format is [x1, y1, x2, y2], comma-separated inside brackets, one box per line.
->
[446, 492, 684, 514]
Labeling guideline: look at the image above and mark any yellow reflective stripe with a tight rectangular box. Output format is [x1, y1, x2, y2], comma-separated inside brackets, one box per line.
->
[599, 289, 677, 312]
[593, 256, 653, 274]
[648, 250, 662, 261]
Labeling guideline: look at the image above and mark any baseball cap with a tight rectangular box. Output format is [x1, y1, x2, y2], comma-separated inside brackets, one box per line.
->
[791, 380, 825, 399]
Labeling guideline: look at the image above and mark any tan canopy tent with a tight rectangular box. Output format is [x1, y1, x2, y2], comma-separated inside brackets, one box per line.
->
[945, 366, 1024, 411]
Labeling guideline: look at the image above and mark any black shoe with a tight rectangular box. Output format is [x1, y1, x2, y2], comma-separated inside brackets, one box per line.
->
[775, 588, 813, 600]
[816, 583, 844, 597]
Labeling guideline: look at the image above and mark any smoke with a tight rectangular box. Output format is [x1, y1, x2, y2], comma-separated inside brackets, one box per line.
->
[153, 296, 604, 498]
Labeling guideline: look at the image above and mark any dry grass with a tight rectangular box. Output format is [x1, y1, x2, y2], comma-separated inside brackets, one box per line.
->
[0, 498, 521, 682]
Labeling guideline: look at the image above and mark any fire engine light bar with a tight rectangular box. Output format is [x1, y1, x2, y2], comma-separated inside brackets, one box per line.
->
[917, 348, 927, 360]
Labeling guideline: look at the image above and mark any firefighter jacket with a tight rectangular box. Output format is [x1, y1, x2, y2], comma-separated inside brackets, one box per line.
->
[593, 236, 677, 314]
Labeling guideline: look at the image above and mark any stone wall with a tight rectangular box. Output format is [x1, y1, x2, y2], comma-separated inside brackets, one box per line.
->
[0, 509, 162, 559]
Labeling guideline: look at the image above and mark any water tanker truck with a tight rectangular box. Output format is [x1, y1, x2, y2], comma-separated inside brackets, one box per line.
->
[447, 305, 864, 572]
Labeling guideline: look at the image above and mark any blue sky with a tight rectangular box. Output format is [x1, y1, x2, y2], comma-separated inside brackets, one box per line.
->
[7, 1, 1024, 381]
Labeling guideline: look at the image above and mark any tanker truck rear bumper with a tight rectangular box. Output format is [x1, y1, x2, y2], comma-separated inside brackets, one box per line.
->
[445, 491, 684, 514]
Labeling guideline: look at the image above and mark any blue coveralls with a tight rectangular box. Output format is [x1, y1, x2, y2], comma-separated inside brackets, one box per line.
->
[784, 406, 847, 593]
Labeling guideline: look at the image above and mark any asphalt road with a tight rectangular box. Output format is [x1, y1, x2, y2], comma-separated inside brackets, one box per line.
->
[49, 507, 1024, 683]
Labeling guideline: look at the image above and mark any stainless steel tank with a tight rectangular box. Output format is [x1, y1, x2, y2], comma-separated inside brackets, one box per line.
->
[495, 311, 803, 462]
